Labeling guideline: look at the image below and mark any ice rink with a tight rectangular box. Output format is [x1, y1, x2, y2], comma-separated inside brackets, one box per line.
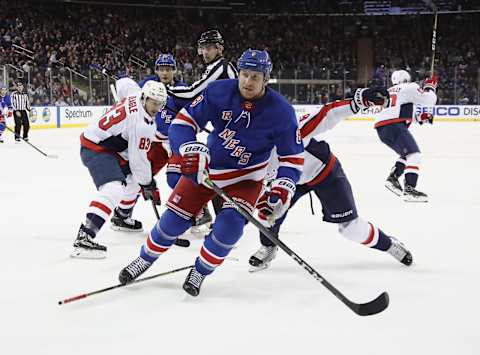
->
[1, 120, 479, 355]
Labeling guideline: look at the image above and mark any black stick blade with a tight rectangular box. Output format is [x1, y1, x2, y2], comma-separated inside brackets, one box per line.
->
[350, 292, 389, 316]
[174, 238, 190, 247]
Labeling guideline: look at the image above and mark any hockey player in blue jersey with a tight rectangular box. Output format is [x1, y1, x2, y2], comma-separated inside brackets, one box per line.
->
[249, 89, 413, 272]
[0, 85, 13, 143]
[119, 49, 304, 296]
[138, 54, 186, 88]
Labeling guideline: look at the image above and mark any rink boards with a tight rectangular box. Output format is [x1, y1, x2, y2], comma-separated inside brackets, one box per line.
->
[5, 104, 480, 130]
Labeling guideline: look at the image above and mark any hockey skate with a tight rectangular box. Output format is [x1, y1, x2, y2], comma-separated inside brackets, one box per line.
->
[71, 224, 107, 259]
[248, 245, 278, 272]
[183, 267, 206, 297]
[189, 206, 212, 237]
[403, 184, 428, 203]
[110, 209, 143, 232]
[387, 237, 413, 266]
[385, 171, 403, 196]
[118, 257, 152, 284]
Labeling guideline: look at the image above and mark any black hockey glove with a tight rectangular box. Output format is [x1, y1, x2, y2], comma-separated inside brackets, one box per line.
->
[350, 88, 390, 113]
[140, 179, 161, 205]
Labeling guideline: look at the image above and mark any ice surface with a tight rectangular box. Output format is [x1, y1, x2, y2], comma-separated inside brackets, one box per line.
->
[1, 121, 479, 355]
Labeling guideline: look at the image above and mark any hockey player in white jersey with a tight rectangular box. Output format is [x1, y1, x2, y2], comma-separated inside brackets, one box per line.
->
[71, 80, 167, 258]
[374, 70, 438, 202]
[250, 88, 413, 271]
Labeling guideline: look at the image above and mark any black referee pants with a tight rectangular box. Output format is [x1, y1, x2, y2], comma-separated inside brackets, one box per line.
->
[14, 110, 30, 140]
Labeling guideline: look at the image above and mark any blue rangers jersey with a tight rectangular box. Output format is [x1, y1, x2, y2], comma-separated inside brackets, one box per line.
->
[143, 80, 184, 144]
[169, 79, 304, 187]
[0, 94, 13, 119]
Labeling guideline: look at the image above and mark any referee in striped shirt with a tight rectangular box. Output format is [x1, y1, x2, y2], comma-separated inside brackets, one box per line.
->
[11, 81, 31, 142]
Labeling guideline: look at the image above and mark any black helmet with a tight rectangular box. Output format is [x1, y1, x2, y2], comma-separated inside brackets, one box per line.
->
[197, 30, 224, 47]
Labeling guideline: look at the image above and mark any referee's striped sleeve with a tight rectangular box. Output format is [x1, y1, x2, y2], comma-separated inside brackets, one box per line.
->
[227, 62, 238, 79]
[167, 60, 224, 100]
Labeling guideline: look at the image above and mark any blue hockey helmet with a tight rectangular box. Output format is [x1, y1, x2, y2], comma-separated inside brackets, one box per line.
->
[237, 49, 273, 79]
[155, 54, 176, 69]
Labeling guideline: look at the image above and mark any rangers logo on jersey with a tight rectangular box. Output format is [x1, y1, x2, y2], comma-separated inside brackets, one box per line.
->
[221, 110, 233, 121]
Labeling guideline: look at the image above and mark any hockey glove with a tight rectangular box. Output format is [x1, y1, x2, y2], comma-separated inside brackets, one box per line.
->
[423, 74, 439, 92]
[350, 88, 390, 113]
[257, 177, 296, 225]
[179, 141, 210, 185]
[416, 112, 434, 125]
[140, 179, 161, 205]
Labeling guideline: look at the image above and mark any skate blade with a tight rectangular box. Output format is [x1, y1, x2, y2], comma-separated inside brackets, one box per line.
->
[248, 263, 270, 273]
[110, 225, 144, 233]
[385, 182, 402, 196]
[403, 196, 428, 203]
[70, 247, 106, 259]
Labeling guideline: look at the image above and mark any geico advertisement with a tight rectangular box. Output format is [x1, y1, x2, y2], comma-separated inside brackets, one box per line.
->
[296, 105, 480, 121]
[415, 105, 480, 120]
[60, 106, 110, 127]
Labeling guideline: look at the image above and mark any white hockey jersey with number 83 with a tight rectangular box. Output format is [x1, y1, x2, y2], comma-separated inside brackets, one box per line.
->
[82, 93, 156, 185]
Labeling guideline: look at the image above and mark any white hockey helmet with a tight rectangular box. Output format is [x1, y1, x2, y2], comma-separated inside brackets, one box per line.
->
[391, 70, 411, 85]
[141, 80, 167, 106]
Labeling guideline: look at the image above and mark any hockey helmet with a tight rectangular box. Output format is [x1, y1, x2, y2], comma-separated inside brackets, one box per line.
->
[391, 70, 411, 85]
[155, 54, 176, 69]
[141, 80, 167, 106]
[237, 49, 273, 79]
[197, 30, 224, 47]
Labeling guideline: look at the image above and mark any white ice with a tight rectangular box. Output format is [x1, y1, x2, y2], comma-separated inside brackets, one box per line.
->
[1, 121, 479, 355]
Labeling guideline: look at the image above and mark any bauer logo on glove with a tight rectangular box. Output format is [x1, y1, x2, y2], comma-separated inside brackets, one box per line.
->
[257, 177, 296, 225]
[179, 141, 210, 185]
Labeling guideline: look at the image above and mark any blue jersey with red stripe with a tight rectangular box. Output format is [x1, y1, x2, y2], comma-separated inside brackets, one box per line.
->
[141, 79, 185, 140]
[169, 79, 304, 185]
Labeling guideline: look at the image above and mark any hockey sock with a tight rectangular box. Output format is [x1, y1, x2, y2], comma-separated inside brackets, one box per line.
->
[85, 181, 124, 235]
[85, 213, 105, 236]
[115, 206, 133, 219]
[140, 209, 191, 263]
[393, 158, 406, 177]
[367, 227, 392, 251]
[339, 218, 392, 250]
[196, 209, 245, 275]
[404, 152, 421, 187]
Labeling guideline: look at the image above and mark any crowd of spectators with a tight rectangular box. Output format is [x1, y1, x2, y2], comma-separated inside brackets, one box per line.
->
[0, 0, 479, 105]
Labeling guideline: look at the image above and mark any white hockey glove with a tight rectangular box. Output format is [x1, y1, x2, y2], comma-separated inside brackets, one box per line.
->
[350, 88, 390, 113]
[257, 177, 296, 226]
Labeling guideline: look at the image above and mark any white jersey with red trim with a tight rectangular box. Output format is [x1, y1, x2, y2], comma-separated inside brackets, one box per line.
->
[82, 93, 156, 185]
[267, 99, 354, 185]
[373, 82, 437, 128]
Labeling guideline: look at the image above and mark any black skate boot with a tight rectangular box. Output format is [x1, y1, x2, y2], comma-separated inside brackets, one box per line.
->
[387, 237, 413, 266]
[403, 184, 428, 202]
[71, 224, 107, 259]
[190, 206, 212, 236]
[385, 170, 403, 196]
[110, 208, 143, 232]
[119, 257, 152, 284]
[183, 267, 206, 297]
[248, 245, 278, 272]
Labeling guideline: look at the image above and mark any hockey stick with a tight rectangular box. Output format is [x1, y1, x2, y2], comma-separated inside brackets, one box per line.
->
[58, 264, 193, 305]
[151, 201, 190, 248]
[430, 10, 438, 77]
[202, 178, 389, 316]
[6, 126, 58, 158]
